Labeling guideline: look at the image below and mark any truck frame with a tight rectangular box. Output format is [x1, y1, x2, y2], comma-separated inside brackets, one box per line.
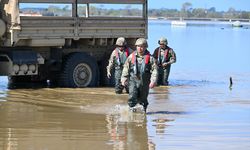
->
[0, 0, 148, 87]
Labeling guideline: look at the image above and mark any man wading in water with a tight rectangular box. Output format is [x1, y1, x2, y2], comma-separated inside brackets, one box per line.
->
[107, 37, 133, 94]
[121, 38, 158, 112]
[153, 37, 176, 86]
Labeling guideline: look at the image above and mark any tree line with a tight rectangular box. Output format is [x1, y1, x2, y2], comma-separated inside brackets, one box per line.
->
[149, 2, 250, 19]
[20, 2, 250, 19]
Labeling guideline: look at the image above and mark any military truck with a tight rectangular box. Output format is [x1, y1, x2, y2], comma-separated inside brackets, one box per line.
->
[0, 0, 148, 87]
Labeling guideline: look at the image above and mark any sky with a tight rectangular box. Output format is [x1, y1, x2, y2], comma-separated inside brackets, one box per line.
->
[148, 0, 250, 11]
[19, 0, 250, 12]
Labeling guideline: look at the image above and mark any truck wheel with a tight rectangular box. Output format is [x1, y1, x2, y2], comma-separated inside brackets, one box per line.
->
[60, 52, 98, 87]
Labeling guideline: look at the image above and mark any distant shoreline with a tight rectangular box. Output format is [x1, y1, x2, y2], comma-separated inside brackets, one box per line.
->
[148, 18, 250, 27]
[148, 17, 250, 23]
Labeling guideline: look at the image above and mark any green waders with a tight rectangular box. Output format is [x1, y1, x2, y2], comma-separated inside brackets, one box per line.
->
[114, 67, 129, 94]
[114, 49, 129, 94]
[157, 64, 171, 86]
[128, 63, 151, 111]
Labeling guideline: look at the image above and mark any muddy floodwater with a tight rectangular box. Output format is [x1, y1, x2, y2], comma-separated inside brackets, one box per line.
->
[1, 21, 250, 150]
[0, 76, 250, 150]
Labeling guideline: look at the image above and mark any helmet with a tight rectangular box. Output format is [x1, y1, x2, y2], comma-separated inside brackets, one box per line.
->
[116, 37, 127, 46]
[158, 37, 168, 45]
[135, 38, 148, 48]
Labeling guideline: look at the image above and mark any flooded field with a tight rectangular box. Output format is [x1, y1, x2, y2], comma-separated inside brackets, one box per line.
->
[1, 21, 250, 150]
[0, 75, 250, 150]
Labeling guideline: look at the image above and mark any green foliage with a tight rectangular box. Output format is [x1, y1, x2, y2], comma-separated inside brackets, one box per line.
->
[148, 2, 249, 19]
[149, 6, 250, 19]
[20, 2, 250, 19]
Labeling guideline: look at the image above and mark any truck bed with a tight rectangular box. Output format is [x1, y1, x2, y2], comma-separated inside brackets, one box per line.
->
[15, 16, 146, 45]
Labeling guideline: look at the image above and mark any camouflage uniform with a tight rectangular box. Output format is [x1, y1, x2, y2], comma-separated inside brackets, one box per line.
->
[107, 47, 133, 94]
[153, 38, 176, 86]
[121, 50, 157, 111]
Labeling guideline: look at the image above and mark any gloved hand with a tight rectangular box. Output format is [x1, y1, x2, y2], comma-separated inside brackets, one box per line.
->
[107, 71, 111, 78]
[162, 62, 169, 67]
[149, 81, 156, 89]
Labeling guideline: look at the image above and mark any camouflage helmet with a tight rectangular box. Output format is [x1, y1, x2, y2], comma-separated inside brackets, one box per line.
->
[158, 37, 168, 45]
[135, 38, 148, 48]
[116, 37, 127, 46]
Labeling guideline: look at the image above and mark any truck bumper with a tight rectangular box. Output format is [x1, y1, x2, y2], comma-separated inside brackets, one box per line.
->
[0, 51, 44, 76]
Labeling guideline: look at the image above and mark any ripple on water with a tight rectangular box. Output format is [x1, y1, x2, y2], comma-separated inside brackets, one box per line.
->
[107, 104, 146, 124]
[0, 90, 7, 102]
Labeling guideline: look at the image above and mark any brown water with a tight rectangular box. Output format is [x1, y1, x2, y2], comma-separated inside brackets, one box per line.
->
[2, 20, 250, 150]
[0, 77, 250, 150]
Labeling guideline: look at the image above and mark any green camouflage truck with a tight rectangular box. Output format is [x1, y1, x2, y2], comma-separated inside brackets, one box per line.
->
[0, 0, 148, 87]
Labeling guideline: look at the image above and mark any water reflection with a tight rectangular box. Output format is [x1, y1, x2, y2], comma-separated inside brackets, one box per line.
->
[0, 101, 110, 149]
[146, 114, 175, 150]
[106, 110, 149, 150]
[2, 85, 128, 113]
[1, 77, 249, 149]
[0, 82, 155, 150]
[1, 19, 250, 149]
[0, 82, 181, 150]
[152, 118, 173, 134]
[0, 101, 154, 150]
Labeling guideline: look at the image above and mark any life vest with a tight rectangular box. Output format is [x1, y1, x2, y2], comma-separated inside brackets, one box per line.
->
[157, 47, 171, 64]
[131, 50, 151, 76]
[115, 48, 129, 66]
[131, 51, 150, 65]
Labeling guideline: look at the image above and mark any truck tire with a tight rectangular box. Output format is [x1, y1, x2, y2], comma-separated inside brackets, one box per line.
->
[59, 52, 98, 87]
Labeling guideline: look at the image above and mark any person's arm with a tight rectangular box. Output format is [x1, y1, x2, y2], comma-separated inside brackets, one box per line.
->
[106, 50, 116, 78]
[149, 57, 158, 88]
[163, 48, 176, 67]
[152, 47, 159, 60]
[168, 48, 176, 64]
